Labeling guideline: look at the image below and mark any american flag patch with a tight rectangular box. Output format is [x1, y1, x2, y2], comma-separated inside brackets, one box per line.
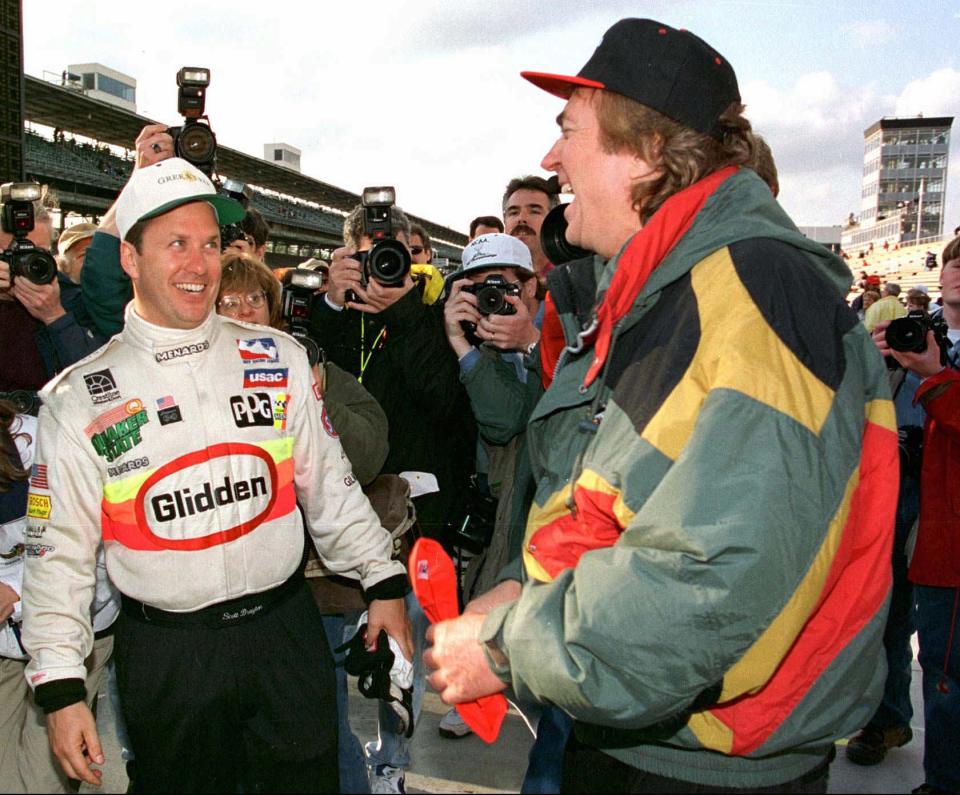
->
[156, 395, 176, 410]
[30, 464, 48, 489]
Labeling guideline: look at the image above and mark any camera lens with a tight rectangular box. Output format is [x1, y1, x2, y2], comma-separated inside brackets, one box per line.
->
[177, 123, 216, 165]
[368, 240, 411, 286]
[476, 285, 507, 315]
[540, 204, 592, 265]
[885, 317, 927, 353]
[17, 250, 58, 285]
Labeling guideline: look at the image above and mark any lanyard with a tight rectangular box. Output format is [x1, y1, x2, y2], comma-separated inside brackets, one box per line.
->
[358, 315, 386, 384]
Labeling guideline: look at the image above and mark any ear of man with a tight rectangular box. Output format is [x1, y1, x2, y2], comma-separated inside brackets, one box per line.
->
[119, 240, 139, 282]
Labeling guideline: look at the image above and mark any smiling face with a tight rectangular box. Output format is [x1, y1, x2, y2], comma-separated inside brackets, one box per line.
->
[540, 88, 661, 259]
[120, 201, 222, 330]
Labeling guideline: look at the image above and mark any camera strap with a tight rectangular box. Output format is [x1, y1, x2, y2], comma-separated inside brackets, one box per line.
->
[358, 316, 386, 384]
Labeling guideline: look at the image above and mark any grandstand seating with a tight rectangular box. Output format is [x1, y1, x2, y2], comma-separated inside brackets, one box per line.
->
[845, 239, 950, 301]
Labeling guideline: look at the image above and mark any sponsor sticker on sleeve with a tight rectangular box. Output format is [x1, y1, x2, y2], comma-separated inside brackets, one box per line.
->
[25, 543, 55, 558]
[321, 406, 338, 439]
[30, 464, 49, 490]
[27, 493, 52, 520]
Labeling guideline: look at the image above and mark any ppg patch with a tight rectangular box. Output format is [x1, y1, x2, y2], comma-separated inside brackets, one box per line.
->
[237, 337, 279, 364]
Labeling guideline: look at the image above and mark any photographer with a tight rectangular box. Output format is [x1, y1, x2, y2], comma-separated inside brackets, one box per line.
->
[872, 239, 960, 795]
[443, 234, 541, 593]
[0, 187, 105, 407]
[310, 200, 474, 543]
[425, 19, 897, 793]
[310, 200, 474, 793]
[438, 233, 545, 744]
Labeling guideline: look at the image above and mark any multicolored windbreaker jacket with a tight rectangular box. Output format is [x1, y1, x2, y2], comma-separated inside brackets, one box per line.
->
[22, 307, 405, 694]
[481, 170, 899, 788]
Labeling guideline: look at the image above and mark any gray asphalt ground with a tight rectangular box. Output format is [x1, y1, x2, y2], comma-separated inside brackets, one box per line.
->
[79, 636, 926, 794]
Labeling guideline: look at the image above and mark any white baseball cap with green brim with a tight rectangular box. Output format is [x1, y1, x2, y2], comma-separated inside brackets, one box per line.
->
[115, 157, 245, 241]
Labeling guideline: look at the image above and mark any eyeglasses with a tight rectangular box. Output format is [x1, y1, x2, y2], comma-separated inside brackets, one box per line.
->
[410, 246, 425, 256]
[218, 290, 267, 315]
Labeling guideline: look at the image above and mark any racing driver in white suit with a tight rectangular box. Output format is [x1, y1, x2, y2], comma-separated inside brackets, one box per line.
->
[20, 157, 412, 793]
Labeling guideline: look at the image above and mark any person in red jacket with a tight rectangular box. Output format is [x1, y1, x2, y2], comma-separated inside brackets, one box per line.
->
[873, 235, 960, 795]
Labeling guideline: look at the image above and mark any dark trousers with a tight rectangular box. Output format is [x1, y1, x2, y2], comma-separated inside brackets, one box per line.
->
[915, 584, 960, 793]
[869, 472, 920, 730]
[560, 736, 830, 794]
[114, 583, 338, 794]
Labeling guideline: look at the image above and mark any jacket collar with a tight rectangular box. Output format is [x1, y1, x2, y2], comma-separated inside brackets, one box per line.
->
[122, 304, 219, 366]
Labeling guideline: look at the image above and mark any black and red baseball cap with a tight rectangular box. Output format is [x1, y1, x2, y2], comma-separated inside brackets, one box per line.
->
[522, 19, 740, 141]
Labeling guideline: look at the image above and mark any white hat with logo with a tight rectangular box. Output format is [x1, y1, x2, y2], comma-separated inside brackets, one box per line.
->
[458, 233, 534, 277]
[115, 158, 245, 240]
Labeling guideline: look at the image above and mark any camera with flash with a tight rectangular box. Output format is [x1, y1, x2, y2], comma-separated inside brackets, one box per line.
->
[167, 67, 217, 177]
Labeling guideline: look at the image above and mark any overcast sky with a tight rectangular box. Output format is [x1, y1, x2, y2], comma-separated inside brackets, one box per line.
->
[22, 0, 960, 236]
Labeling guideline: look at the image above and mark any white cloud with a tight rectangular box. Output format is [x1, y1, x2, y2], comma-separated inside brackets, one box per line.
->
[743, 67, 960, 230]
[895, 68, 960, 117]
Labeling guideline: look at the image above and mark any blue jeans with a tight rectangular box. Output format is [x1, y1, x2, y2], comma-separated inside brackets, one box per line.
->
[321, 612, 370, 794]
[364, 592, 429, 772]
[869, 473, 919, 730]
[915, 584, 960, 793]
[522, 705, 574, 793]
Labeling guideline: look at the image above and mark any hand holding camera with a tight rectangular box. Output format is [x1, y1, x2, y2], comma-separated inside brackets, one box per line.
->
[873, 318, 949, 379]
[134, 123, 175, 169]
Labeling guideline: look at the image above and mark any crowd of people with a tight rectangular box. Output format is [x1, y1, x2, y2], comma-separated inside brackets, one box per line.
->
[1, 16, 958, 795]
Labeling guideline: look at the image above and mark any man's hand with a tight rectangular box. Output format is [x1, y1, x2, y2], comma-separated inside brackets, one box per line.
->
[47, 702, 104, 787]
[475, 294, 539, 351]
[463, 579, 521, 615]
[0, 261, 11, 293]
[0, 582, 19, 622]
[443, 278, 480, 357]
[872, 321, 945, 379]
[11, 276, 66, 324]
[325, 247, 363, 308]
[424, 613, 508, 704]
[367, 597, 414, 663]
[348, 273, 416, 314]
[134, 124, 175, 169]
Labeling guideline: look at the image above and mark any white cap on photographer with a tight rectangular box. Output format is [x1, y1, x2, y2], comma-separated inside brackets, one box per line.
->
[458, 233, 534, 278]
[115, 158, 245, 241]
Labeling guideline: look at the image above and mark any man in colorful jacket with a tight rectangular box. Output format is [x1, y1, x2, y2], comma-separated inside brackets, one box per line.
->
[425, 18, 898, 792]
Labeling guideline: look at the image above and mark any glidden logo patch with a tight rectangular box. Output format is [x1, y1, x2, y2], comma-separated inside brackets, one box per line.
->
[134, 443, 277, 551]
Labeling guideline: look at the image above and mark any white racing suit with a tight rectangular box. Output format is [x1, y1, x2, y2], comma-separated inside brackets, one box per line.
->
[22, 305, 405, 695]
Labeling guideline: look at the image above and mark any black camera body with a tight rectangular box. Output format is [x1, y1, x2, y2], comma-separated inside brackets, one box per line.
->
[358, 186, 411, 289]
[167, 67, 217, 177]
[885, 309, 949, 356]
[461, 274, 521, 316]
[281, 268, 324, 367]
[1, 182, 57, 286]
[459, 275, 521, 345]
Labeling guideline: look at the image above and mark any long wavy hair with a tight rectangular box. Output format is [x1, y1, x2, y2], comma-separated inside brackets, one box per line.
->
[0, 400, 30, 492]
[591, 88, 755, 224]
